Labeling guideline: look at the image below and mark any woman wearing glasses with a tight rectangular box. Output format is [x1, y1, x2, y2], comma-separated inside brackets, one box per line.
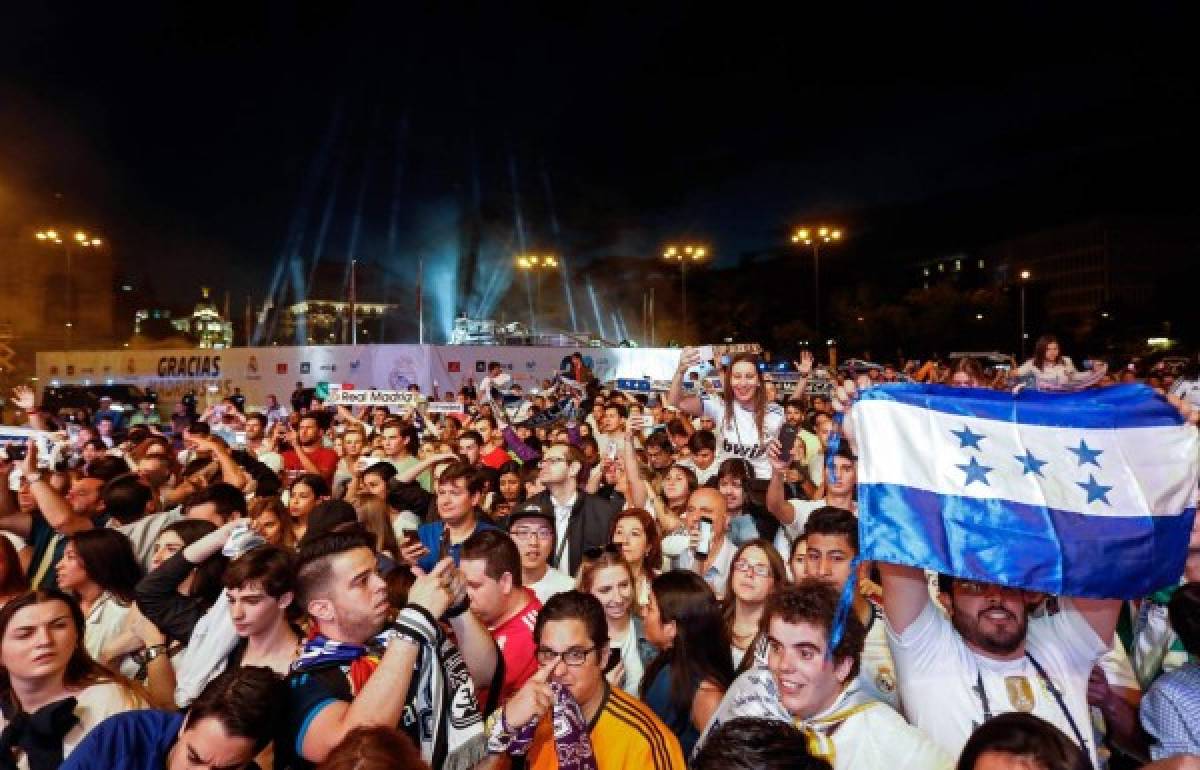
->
[640, 570, 736, 759]
[577, 549, 654, 694]
[722, 539, 787, 668]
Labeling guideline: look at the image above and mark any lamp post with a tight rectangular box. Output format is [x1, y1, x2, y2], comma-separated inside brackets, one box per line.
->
[663, 244, 707, 343]
[1018, 269, 1032, 359]
[791, 226, 843, 339]
[515, 254, 559, 333]
[35, 229, 103, 350]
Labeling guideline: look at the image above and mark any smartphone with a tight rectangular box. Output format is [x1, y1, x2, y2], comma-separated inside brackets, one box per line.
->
[696, 345, 715, 364]
[778, 423, 799, 465]
[696, 516, 714, 559]
[4, 444, 26, 462]
[402, 528, 419, 546]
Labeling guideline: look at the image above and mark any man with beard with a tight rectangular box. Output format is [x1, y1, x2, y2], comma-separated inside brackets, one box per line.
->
[282, 414, 339, 485]
[880, 561, 1119, 767]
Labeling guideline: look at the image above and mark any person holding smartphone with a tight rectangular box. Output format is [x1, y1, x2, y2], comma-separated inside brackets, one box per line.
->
[668, 349, 784, 487]
[677, 488, 736, 600]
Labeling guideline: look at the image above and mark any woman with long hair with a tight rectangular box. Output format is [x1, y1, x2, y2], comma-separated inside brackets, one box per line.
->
[641, 570, 736, 758]
[657, 464, 699, 567]
[0, 590, 147, 767]
[0, 538, 27, 609]
[1018, 334, 1105, 391]
[577, 549, 653, 694]
[350, 495, 402, 559]
[249, 495, 297, 550]
[287, 473, 330, 542]
[54, 529, 142, 666]
[608, 508, 662, 608]
[668, 350, 785, 483]
[945, 356, 987, 388]
[721, 539, 787, 668]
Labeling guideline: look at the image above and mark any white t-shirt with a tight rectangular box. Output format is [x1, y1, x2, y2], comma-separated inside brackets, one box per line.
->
[887, 597, 1108, 768]
[529, 567, 576, 605]
[860, 606, 901, 711]
[772, 499, 828, 557]
[700, 395, 784, 480]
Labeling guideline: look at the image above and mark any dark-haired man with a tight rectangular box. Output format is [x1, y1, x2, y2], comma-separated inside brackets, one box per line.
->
[282, 414, 339, 485]
[507, 502, 575, 603]
[461, 529, 542, 705]
[696, 581, 949, 770]
[61, 665, 282, 770]
[693, 717, 831, 770]
[767, 443, 857, 556]
[401, 461, 498, 573]
[279, 531, 482, 768]
[880, 560, 1119, 767]
[491, 590, 686, 769]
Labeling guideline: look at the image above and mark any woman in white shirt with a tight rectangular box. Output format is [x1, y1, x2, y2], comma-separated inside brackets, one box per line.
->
[1018, 335, 1105, 391]
[53, 529, 142, 667]
[0, 590, 147, 769]
[578, 549, 650, 694]
[669, 350, 784, 483]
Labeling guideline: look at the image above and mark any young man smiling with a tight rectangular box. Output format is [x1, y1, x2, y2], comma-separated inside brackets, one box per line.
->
[695, 581, 949, 770]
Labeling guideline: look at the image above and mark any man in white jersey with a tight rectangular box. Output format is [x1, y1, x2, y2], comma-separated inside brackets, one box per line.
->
[880, 563, 1118, 768]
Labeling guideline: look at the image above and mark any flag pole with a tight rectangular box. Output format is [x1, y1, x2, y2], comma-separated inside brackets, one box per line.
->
[417, 255, 424, 345]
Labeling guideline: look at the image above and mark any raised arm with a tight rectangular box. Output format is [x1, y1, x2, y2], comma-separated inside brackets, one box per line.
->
[395, 452, 457, 484]
[878, 562, 931, 634]
[23, 440, 93, 534]
[667, 347, 705, 417]
[764, 440, 797, 526]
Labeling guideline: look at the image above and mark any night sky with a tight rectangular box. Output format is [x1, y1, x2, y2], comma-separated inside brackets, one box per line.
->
[2, 4, 1197, 317]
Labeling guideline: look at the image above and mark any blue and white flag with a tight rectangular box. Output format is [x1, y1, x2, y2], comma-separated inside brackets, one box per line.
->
[852, 383, 1198, 598]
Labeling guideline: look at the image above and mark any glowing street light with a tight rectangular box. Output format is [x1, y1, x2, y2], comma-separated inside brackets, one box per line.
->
[790, 225, 844, 338]
[663, 243, 709, 343]
[1018, 269, 1033, 358]
[515, 254, 560, 332]
[34, 228, 106, 350]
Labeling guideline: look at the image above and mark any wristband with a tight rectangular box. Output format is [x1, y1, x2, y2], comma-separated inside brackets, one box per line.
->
[444, 596, 470, 619]
[24, 472, 44, 484]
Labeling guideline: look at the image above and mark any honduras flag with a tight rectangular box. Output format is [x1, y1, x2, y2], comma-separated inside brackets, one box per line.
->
[852, 383, 1198, 598]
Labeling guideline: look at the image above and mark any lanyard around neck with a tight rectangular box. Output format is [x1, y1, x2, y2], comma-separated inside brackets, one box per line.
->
[972, 651, 1089, 761]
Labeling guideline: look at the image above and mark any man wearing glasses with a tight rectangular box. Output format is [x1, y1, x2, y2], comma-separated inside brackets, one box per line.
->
[494, 591, 686, 769]
[529, 442, 619, 575]
[507, 501, 576, 603]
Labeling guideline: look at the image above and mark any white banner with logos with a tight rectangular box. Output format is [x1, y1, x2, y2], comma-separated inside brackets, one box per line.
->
[36, 344, 691, 412]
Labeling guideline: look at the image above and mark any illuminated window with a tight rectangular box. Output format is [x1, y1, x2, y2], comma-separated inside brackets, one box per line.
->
[954, 259, 961, 271]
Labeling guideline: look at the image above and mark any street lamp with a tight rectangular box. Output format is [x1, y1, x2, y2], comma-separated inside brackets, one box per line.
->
[515, 254, 559, 333]
[663, 244, 708, 343]
[791, 226, 843, 339]
[35, 228, 104, 350]
[1018, 269, 1032, 359]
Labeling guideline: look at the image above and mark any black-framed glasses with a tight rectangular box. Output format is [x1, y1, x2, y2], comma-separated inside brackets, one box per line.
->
[583, 543, 622, 560]
[733, 559, 772, 578]
[535, 645, 597, 667]
[511, 527, 555, 542]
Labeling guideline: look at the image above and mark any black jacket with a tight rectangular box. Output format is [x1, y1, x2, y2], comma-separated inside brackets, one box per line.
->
[136, 550, 215, 645]
[527, 490, 621, 576]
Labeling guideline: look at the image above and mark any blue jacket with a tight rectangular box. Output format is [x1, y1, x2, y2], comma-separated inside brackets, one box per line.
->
[415, 517, 499, 572]
[60, 710, 184, 770]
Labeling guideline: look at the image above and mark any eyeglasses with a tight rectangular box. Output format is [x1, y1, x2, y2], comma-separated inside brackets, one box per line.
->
[541, 456, 569, 465]
[583, 544, 622, 560]
[511, 528, 555, 542]
[535, 645, 597, 667]
[733, 559, 772, 578]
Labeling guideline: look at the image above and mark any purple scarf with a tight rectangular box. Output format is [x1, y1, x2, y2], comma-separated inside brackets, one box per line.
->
[488, 682, 598, 770]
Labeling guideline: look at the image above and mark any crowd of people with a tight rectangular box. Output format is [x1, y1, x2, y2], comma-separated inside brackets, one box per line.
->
[0, 334, 1197, 770]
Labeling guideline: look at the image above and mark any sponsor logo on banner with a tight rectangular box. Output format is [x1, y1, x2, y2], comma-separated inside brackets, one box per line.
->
[525, 360, 537, 370]
[50, 365, 59, 376]
[126, 358, 136, 375]
[475, 361, 486, 373]
[350, 359, 361, 370]
[327, 389, 419, 406]
[247, 356, 260, 378]
[300, 362, 311, 374]
[277, 363, 288, 375]
[447, 361, 460, 373]
[426, 401, 463, 413]
[67, 365, 75, 376]
[319, 364, 336, 372]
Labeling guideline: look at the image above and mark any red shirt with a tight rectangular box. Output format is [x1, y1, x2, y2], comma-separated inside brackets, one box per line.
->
[485, 589, 542, 705]
[282, 446, 340, 485]
[481, 445, 511, 470]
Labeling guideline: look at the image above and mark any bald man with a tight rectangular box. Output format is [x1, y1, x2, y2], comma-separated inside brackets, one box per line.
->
[677, 487, 737, 599]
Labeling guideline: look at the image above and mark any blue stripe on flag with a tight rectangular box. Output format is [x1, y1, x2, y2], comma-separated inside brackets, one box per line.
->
[858, 383, 1184, 430]
[859, 483, 1195, 598]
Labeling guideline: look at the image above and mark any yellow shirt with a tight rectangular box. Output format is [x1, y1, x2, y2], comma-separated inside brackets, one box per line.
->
[527, 685, 686, 770]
